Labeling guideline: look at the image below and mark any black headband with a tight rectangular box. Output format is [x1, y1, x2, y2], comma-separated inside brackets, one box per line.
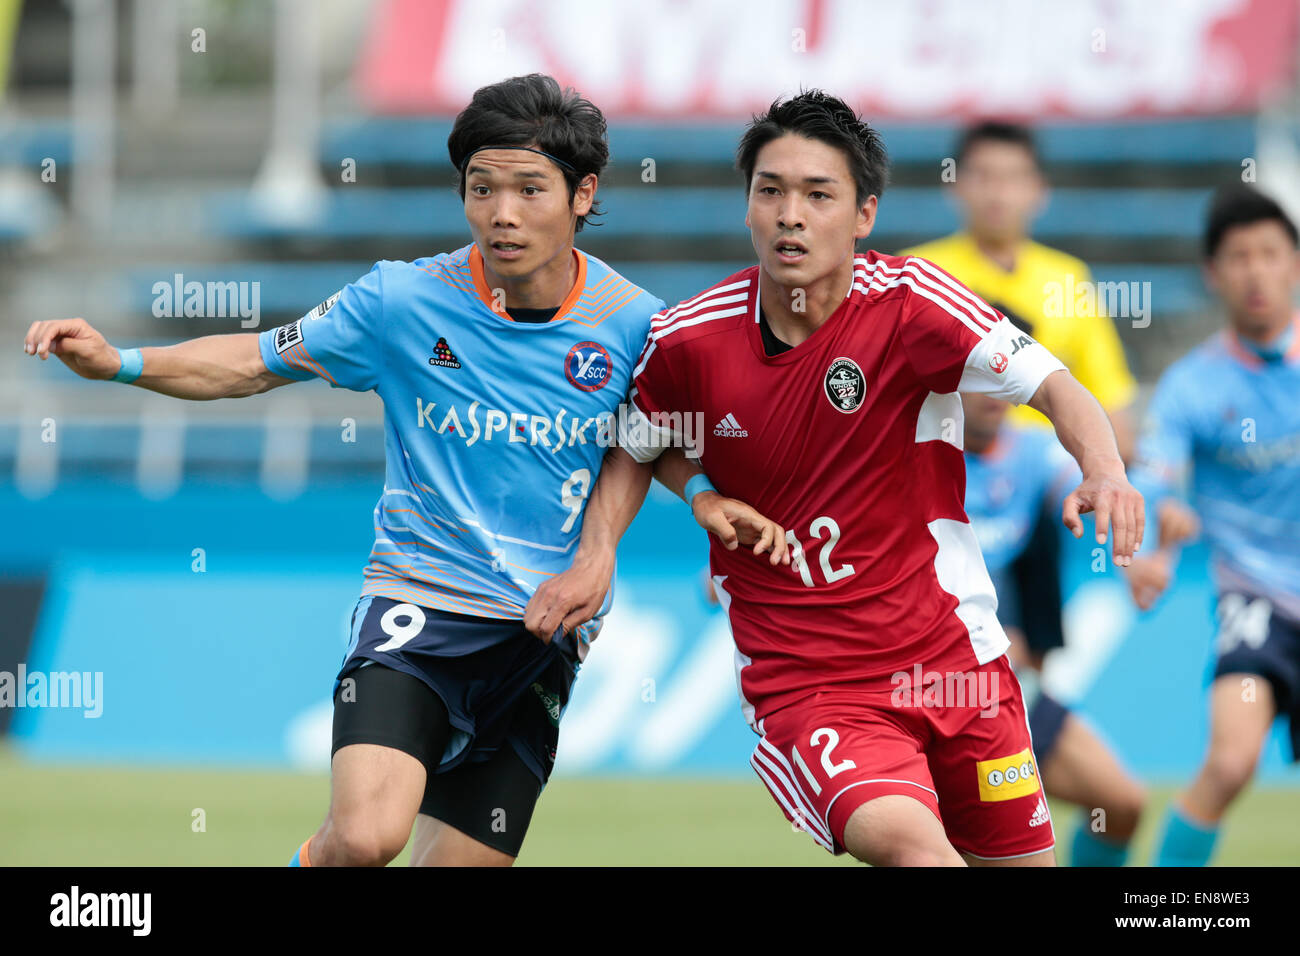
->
[459, 145, 577, 174]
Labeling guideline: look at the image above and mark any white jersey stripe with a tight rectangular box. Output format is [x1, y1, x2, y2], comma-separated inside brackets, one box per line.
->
[652, 290, 750, 327]
[751, 756, 834, 851]
[752, 745, 835, 846]
[856, 272, 990, 338]
[866, 258, 999, 331]
[656, 278, 752, 320]
[902, 257, 1002, 328]
[852, 256, 999, 333]
[756, 737, 836, 843]
[632, 340, 658, 379]
[647, 305, 748, 346]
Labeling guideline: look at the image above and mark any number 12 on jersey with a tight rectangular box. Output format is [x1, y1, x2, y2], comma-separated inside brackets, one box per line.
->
[785, 516, 855, 588]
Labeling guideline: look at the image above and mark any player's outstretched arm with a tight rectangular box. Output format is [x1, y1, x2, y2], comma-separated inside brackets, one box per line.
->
[1026, 369, 1145, 567]
[23, 318, 294, 400]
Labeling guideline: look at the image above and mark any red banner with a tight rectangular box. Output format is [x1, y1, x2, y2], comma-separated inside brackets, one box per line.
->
[357, 0, 1298, 119]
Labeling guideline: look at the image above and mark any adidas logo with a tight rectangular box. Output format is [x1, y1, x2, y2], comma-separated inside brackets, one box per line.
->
[428, 336, 461, 369]
[1028, 796, 1050, 828]
[713, 413, 749, 438]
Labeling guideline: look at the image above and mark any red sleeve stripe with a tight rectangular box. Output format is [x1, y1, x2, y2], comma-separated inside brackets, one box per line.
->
[855, 257, 1001, 330]
[854, 260, 998, 337]
[645, 303, 748, 349]
[653, 278, 752, 324]
[902, 257, 1003, 327]
[651, 289, 749, 328]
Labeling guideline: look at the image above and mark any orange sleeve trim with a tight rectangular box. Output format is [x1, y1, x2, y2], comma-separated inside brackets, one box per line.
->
[287, 343, 336, 385]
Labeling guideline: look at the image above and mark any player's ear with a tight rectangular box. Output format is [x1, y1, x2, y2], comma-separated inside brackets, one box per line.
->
[855, 194, 877, 240]
[572, 173, 597, 219]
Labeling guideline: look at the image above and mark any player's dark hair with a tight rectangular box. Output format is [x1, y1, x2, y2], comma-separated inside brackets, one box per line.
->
[956, 120, 1040, 169]
[736, 90, 889, 206]
[448, 73, 608, 232]
[1203, 184, 1299, 258]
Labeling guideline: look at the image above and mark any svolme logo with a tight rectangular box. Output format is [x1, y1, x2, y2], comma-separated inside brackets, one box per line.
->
[50, 886, 151, 936]
[0, 665, 102, 718]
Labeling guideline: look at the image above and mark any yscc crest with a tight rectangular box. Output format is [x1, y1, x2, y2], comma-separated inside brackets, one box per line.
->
[565, 341, 611, 392]
[823, 357, 866, 413]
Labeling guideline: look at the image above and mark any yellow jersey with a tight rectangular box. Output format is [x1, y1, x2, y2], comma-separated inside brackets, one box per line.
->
[900, 232, 1137, 428]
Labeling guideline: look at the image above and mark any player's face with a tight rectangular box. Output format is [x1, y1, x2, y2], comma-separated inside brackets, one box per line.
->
[745, 134, 875, 291]
[1205, 220, 1300, 335]
[953, 141, 1044, 244]
[961, 391, 1010, 452]
[462, 149, 595, 280]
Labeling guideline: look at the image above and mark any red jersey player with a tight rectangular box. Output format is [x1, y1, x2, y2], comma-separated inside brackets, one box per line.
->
[525, 92, 1143, 866]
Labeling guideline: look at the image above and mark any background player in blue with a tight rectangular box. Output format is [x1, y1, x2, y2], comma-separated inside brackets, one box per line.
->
[1125, 185, 1300, 866]
[22, 74, 783, 866]
[964, 371, 1148, 866]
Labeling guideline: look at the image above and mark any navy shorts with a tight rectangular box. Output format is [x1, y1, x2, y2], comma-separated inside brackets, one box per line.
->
[1211, 591, 1300, 762]
[335, 595, 580, 784]
[1027, 692, 1071, 765]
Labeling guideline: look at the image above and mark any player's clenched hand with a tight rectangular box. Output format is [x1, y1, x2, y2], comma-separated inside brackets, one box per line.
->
[1061, 469, 1145, 567]
[523, 549, 614, 643]
[691, 491, 790, 566]
[23, 318, 122, 380]
[1124, 550, 1172, 611]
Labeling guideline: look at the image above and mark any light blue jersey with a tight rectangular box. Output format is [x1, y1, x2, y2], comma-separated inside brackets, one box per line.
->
[965, 423, 1078, 574]
[258, 243, 665, 645]
[1130, 317, 1300, 623]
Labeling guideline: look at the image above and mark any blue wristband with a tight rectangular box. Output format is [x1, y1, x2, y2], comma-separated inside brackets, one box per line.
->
[684, 474, 716, 503]
[112, 347, 143, 383]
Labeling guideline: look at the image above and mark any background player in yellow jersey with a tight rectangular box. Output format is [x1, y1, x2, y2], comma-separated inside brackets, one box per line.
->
[903, 121, 1138, 462]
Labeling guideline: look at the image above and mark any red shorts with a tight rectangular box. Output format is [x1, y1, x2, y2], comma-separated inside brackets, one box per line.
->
[749, 654, 1055, 860]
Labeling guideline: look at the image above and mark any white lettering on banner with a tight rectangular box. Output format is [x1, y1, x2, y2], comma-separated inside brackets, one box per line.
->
[418, 0, 1272, 117]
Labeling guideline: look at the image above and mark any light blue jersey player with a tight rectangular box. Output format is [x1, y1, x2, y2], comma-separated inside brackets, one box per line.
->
[964, 390, 1148, 867]
[259, 244, 655, 646]
[260, 237, 663, 861]
[1128, 186, 1300, 866]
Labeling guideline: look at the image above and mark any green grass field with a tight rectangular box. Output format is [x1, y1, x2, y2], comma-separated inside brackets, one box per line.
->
[1, 746, 1296, 865]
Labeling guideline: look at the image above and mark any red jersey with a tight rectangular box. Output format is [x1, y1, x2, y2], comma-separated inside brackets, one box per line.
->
[621, 252, 1067, 727]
